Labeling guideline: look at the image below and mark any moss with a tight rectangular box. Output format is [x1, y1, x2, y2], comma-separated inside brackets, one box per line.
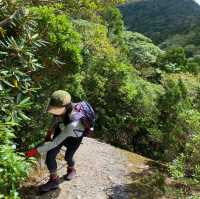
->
[123, 150, 150, 173]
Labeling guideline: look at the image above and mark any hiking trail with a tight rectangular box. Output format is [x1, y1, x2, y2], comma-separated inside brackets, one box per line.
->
[20, 137, 174, 199]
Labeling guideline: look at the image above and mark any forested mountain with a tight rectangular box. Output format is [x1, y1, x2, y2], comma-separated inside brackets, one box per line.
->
[119, 0, 200, 44]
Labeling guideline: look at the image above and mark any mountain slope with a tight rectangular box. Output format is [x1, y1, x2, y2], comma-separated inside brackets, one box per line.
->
[119, 0, 200, 43]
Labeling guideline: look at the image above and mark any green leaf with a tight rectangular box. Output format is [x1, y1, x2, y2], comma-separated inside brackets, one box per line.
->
[1, 79, 15, 87]
[18, 97, 31, 105]
[0, 82, 3, 90]
[18, 111, 31, 121]
[0, 51, 8, 55]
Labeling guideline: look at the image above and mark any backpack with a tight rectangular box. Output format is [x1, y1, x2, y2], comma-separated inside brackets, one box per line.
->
[74, 101, 96, 135]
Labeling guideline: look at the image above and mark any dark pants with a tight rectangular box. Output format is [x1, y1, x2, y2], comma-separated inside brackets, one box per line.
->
[45, 136, 83, 172]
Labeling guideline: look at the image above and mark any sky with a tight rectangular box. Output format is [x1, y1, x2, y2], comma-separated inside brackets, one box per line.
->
[194, 0, 200, 5]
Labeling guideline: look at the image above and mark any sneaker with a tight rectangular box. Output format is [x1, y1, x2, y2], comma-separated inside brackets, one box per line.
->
[39, 177, 59, 192]
[64, 167, 76, 181]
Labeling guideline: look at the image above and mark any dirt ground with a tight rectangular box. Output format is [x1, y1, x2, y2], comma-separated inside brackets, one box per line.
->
[21, 137, 199, 199]
[21, 137, 150, 199]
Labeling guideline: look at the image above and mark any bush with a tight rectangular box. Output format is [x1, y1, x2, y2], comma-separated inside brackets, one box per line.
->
[0, 122, 31, 198]
[157, 47, 188, 72]
[123, 31, 162, 67]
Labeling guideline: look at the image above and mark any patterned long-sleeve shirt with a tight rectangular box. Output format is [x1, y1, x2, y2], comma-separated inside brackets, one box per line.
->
[37, 104, 85, 154]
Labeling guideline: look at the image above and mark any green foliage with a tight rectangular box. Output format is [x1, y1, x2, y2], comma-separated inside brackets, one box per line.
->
[102, 6, 125, 50]
[0, 2, 44, 197]
[169, 154, 185, 178]
[30, 6, 82, 70]
[160, 27, 200, 58]
[188, 55, 200, 74]
[156, 48, 188, 73]
[170, 123, 200, 181]
[103, 6, 124, 36]
[154, 75, 200, 181]
[156, 79, 190, 159]
[73, 18, 163, 147]
[119, 0, 200, 43]
[60, 0, 125, 21]
[131, 72, 200, 172]
[0, 122, 31, 198]
[0, 9, 46, 147]
[123, 31, 162, 67]
[73, 19, 118, 59]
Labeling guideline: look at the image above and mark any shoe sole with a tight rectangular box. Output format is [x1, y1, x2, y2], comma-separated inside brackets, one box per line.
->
[64, 175, 75, 181]
[39, 185, 59, 193]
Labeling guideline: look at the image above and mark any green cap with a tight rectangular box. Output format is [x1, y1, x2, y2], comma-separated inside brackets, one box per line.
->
[47, 90, 71, 115]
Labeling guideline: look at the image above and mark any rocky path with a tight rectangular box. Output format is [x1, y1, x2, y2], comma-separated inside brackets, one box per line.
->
[21, 138, 153, 199]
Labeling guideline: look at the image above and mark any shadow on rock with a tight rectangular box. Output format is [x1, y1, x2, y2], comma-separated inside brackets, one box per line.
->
[107, 160, 192, 199]
[107, 184, 132, 199]
[20, 184, 61, 199]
